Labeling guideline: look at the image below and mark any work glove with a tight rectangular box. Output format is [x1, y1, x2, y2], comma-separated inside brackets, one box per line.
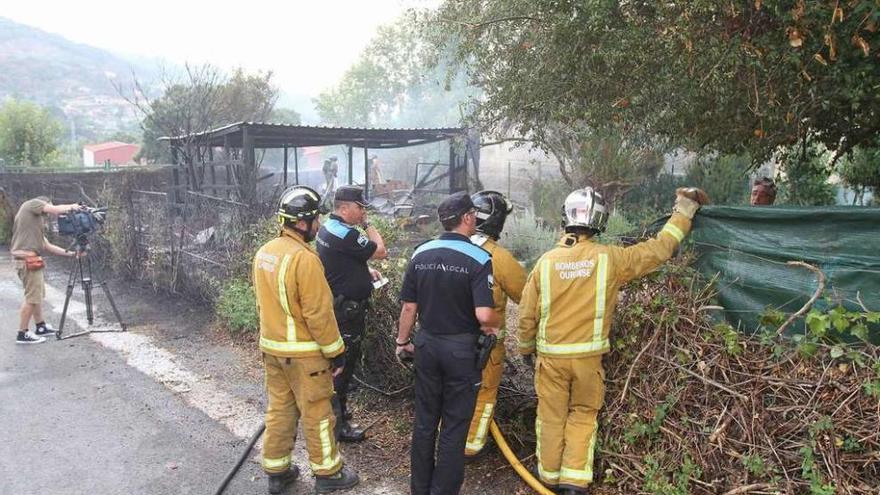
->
[522, 353, 535, 368]
[674, 187, 710, 219]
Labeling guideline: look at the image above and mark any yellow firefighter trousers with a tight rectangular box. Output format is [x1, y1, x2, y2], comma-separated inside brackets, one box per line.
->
[262, 354, 342, 476]
[534, 355, 605, 489]
[465, 341, 506, 455]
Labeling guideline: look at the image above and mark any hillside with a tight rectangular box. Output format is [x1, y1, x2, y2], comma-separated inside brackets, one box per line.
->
[0, 17, 157, 139]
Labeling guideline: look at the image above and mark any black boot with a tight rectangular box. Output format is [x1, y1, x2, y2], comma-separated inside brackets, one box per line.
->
[314, 466, 359, 493]
[556, 484, 587, 495]
[337, 421, 366, 442]
[267, 465, 300, 494]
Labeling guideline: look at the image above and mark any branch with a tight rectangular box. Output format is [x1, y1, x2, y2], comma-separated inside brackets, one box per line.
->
[721, 483, 775, 495]
[436, 15, 542, 29]
[777, 261, 826, 335]
[480, 137, 533, 147]
[652, 354, 749, 401]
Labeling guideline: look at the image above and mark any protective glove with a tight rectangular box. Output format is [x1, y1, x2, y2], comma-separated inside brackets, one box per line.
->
[673, 187, 710, 219]
[676, 187, 711, 205]
[522, 353, 535, 368]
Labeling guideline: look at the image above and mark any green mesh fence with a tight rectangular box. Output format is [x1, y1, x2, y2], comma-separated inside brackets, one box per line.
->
[687, 206, 880, 335]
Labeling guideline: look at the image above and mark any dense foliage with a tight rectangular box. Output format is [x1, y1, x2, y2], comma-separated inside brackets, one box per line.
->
[427, 1, 879, 167]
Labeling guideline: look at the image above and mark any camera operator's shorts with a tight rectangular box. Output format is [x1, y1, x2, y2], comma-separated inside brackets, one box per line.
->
[15, 261, 45, 304]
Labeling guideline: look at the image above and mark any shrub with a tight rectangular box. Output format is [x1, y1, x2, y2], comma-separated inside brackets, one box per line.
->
[0, 191, 13, 245]
[216, 278, 258, 335]
[500, 209, 559, 268]
[528, 178, 569, 225]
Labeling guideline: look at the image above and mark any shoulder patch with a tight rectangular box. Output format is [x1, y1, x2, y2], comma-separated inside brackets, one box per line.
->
[323, 218, 352, 239]
[357, 233, 369, 247]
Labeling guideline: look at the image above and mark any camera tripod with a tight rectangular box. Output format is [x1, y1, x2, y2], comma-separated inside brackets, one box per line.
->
[56, 237, 126, 340]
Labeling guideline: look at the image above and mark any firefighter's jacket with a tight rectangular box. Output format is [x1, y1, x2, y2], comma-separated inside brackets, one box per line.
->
[253, 227, 345, 359]
[518, 213, 692, 359]
[471, 234, 527, 335]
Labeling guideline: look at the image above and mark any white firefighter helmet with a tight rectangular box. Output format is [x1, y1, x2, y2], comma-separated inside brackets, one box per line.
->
[561, 187, 609, 235]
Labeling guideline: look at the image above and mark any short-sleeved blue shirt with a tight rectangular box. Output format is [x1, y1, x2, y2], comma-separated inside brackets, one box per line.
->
[317, 214, 377, 300]
[399, 232, 494, 335]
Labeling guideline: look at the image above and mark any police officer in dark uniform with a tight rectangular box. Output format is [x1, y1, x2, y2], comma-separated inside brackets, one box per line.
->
[396, 191, 501, 495]
[317, 185, 388, 442]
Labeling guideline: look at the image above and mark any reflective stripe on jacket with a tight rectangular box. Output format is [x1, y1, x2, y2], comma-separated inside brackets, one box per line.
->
[472, 235, 527, 337]
[518, 213, 692, 359]
[253, 227, 345, 359]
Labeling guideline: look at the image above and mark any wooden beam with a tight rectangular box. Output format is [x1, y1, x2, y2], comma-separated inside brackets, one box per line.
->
[293, 147, 299, 185]
[283, 146, 288, 186]
[363, 147, 370, 200]
[347, 145, 354, 185]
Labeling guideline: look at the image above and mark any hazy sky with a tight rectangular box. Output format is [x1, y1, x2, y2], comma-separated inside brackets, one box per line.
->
[3, 0, 429, 98]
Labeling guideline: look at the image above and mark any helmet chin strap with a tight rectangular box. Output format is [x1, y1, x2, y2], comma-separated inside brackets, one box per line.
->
[284, 217, 316, 242]
[294, 218, 316, 242]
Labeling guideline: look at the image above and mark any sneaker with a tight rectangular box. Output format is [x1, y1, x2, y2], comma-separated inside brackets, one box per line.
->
[267, 465, 300, 494]
[34, 323, 57, 336]
[16, 331, 46, 344]
[314, 466, 359, 493]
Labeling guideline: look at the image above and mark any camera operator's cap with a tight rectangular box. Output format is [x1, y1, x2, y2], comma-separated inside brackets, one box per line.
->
[438, 191, 475, 222]
[334, 185, 370, 207]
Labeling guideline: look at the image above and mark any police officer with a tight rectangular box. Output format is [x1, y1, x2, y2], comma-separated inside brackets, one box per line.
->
[464, 191, 527, 459]
[253, 186, 359, 494]
[518, 187, 709, 494]
[316, 185, 388, 442]
[396, 191, 500, 495]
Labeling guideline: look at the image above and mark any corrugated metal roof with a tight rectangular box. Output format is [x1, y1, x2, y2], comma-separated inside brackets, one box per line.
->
[158, 121, 465, 144]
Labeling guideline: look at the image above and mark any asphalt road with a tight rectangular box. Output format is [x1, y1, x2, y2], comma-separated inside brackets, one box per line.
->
[0, 256, 266, 495]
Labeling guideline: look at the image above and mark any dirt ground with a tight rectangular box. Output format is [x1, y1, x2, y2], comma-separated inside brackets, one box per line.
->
[72, 268, 540, 494]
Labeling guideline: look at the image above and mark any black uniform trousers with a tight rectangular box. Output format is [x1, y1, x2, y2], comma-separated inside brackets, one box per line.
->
[332, 306, 366, 423]
[411, 331, 481, 495]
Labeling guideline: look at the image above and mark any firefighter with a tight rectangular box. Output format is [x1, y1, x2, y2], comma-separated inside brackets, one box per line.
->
[316, 185, 388, 442]
[464, 190, 527, 459]
[518, 187, 709, 494]
[253, 185, 359, 494]
[396, 191, 500, 495]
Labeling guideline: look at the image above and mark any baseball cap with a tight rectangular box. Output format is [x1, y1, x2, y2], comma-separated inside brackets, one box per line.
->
[437, 191, 475, 222]
[334, 186, 369, 207]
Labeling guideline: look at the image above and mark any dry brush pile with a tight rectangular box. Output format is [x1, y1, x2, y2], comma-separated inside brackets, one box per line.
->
[360, 253, 880, 494]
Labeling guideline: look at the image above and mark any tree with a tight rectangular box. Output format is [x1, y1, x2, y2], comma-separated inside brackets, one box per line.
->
[117, 65, 279, 164]
[686, 154, 752, 206]
[426, 1, 880, 175]
[539, 125, 664, 204]
[314, 13, 475, 128]
[0, 98, 63, 167]
[779, 145, 836, 206]
[269, 107, 302, 125]
[837, 144, 880, 205]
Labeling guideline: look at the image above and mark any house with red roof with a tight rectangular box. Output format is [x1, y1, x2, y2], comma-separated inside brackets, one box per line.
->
[82, 142, 140, 167]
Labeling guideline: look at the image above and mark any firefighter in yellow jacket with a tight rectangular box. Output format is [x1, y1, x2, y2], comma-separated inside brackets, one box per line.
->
[518, 187, 709, 494]
[465, 190, 527, 459]
[253, 185, 359, 494]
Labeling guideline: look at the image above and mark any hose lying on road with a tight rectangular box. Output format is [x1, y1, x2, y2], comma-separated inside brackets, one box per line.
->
[213, 422, 266, 495]
[490, 419, 555, 495]
[212, 418, 549, 494]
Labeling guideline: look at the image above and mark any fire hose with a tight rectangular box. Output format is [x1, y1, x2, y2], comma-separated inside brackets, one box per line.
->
[490, 419, 555, 495]
[216, 348, 551, 495]
[215, 419, 553, 495]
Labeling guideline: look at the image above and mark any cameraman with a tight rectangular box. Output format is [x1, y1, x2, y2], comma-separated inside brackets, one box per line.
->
[9, 196, 84, 344]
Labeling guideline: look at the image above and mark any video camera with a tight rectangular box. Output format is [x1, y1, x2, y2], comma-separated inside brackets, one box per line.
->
[57, 206, 107, 244]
